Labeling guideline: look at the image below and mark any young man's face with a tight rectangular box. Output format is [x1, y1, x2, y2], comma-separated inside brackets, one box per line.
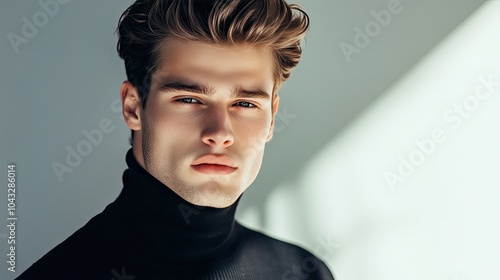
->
[121, 38, 279, 208]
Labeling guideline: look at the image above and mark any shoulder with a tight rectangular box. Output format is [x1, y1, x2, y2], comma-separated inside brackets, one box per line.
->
[235, 222, 310, 256]
[234, 222, 335, 280]
[16, 207, 121, 279]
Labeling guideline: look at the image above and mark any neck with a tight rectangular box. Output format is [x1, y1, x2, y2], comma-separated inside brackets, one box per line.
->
[110, 149, 240, 261]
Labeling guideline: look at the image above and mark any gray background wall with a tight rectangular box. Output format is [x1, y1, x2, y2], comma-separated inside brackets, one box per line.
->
[2, 0, 498, 279]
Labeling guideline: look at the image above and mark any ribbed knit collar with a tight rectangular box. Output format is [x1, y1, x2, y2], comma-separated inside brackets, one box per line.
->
[111, 148, 240, 262]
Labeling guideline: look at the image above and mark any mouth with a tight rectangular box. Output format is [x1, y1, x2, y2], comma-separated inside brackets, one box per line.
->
[191, 154, 237, 174]
[191, 164, 237, 175]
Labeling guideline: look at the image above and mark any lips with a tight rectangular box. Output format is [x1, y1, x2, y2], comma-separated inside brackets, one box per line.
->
[192, 154, 236, 168]
[191, 154, 237, 174]
[192, 164, 236, 174]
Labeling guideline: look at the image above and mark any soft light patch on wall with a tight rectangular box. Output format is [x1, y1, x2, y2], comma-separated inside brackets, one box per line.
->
[261, 1, 500, 279]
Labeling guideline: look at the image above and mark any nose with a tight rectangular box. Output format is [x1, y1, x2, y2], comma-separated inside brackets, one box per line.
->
[201, 107, 234, 148]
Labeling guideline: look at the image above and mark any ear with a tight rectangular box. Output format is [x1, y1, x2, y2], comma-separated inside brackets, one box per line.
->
[120, 81, 143, 131]
[266, 95, 280, 142]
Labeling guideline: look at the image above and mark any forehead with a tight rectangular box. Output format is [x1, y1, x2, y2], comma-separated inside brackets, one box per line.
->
[152, 38, 275, 91]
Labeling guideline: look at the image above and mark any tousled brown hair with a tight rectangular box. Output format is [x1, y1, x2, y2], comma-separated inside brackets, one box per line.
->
[116, 0, 310, 145]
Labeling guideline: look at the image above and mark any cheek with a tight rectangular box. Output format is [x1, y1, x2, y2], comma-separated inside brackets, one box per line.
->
[237, 123, 270, 159]
[145, 111, 198, 149]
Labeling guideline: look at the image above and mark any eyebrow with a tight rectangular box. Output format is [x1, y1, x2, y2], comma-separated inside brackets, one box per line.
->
[158, 81, 271, 99]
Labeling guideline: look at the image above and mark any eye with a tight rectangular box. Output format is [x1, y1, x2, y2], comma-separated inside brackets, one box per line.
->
[234, 101, 256, 108]
[177, 97, 201, 104]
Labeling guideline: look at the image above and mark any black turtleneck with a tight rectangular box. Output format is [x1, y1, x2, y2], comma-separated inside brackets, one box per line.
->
[16, 149, 334, 280]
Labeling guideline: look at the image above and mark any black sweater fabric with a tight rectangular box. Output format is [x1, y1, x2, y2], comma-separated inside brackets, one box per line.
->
[16, 149, 334, 280]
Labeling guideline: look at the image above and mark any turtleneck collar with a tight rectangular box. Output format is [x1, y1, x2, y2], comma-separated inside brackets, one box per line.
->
[111, 148, 240, 262]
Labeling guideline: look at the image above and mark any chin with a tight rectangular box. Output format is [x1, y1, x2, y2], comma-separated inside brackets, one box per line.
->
[190, 185, 243, 208]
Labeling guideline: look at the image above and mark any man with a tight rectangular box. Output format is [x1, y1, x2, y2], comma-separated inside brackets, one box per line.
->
[17, 0, 334, 279]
